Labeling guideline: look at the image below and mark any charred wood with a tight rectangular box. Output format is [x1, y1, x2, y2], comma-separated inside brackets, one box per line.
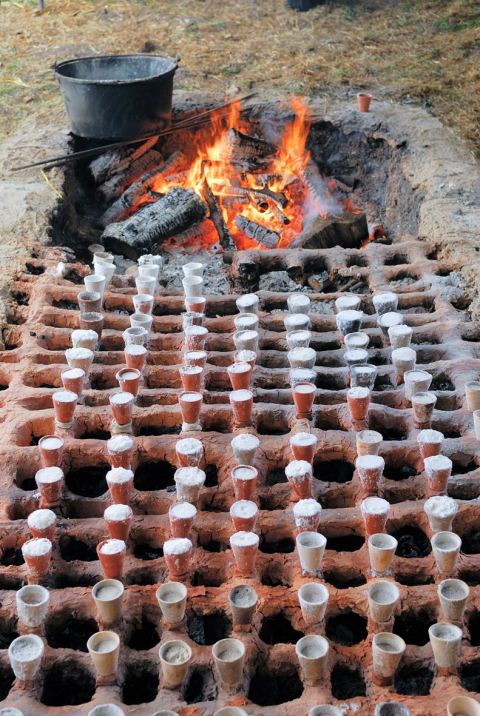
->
[90, 136, 160, 184]
[102, 151, 187, 226]
[98, 149, 163, 202]
[203, 179, 235, 250]
[102, 187, 208, 259]
[293, 211, 369, 249]
[226, 128, 276, 169]
[235, 215, 280, 248]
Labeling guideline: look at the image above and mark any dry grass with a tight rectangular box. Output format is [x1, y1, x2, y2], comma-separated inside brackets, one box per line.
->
[0, 0, 479, 153]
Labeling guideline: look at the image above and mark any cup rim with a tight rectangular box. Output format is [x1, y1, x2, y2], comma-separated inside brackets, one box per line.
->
[8, 633, 44, 661]
[368, 533, 398, 549]
[372, 631, 405, 653]
[298, 582, 329, 603]
[295, 634, 329, 659]
[92, 579, 125, 602]
[438, 578, 469, 601]
[156, 581, 188, 603]
[296, 531, 326, 548]
[87, 630, 120, 654]
[228, 584, 258, 608]
[16, 584, 50, 607]
[159, 639, 192, 664]
[428, 622, 462, 640]
[212, 637, 246, 662]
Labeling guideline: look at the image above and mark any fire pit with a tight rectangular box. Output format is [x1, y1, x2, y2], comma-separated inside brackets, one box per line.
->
[1, 93, 480, 715]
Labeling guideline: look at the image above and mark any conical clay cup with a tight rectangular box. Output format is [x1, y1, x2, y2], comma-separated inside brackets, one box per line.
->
[296, 634, 329, 683]
[368, 533, 398, 576]
[309, 707, 343, 716]
[447, 696, 480, 716]
[431, 531, 461, 576]
[368, 580, 400, 624]
[438, 579, 469, 623]
[156, 582, 187, 626]
[372, 632, 406, 685]
[92, 579, 124, 625]
[228, 584, 257, 627]
[298, 583, 329, 626]
[88, 705, 126, 716]
[8, 634, 44, 681]
[212, 638, 245, 689]
[159, 639, 192, 688]
[87, 631, 120, 677]
[16, 585, 50, 629]
[296, 531, 326, 577]
[428, 622, 462, 669]
[374, 702, 411, 716]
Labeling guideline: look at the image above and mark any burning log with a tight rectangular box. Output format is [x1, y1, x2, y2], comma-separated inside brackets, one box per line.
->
[226, 129, 276, 169]
[90, 136, 160, 184]
[98, 149, 163, 202]
[235, 215, 280, 248]
[203, 179, 235, 250]
[102, 187, 208, 259]
[102, 151, 187, 226]
[294, 211, 369, 249]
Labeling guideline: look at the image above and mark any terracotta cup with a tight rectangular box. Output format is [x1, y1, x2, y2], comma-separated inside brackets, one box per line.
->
[231, 465, 258, 501]
[236, 293, 259, 314]
[178, 391, 203, 425]
[230, 434, 259, 465]
[109, 392, 135, 427]
[374, 704, 411, 716]
[116, 368, 141, 397]
[285, 460, 313, 499]
[356, 429, 382, 456]
[87, 630, 120, 677]
[52, 389, 78, 425]
[8, 634, 44, 682]
[124, 344, 148, 372]
[227, 362, 252, 391]
[35, 466, 64, 507]
[361, 497, 390, 537]
[388, 324, 412, 349]
[27, 509, 57, 541]
[424, 454, 452, 494]
[78, 290, 102, 313]
[368, 533, 398, 576]
[88, 706, 126, 716]
[175, 437, 204, 467]
[293, 498, 322, 533]
[428, 622, 462, 669]
[417, 429, 444, 460]
[92, 579, 124, 625]
[404, 369, 432, 401]
[356, 455, 385, 495]
[38, 434, 64, 468]
[368, 580, 400, 624]
[230, 531, 259, 576]
[164, 538, 193, 577]
[104, 504, 133, 541]
[174, 467, 206, 505]
[179, 365, 204, 392]
[80, 311, 104, 336]
[132, 293, 154, 315]
[424, 495, 458, 532]
[347, 386, 370, 422]
[373, 292, 398, 316]
[169, 502, 197, 538]
[230, 389, 253, 427]
[293, 381, 316, 419]
[412, 391, 437, 427]
[230, 500, 258, 532]
[16, 585, 50, 629]
[22, 538, 52, 579]
[61, 367, 85, 397]
[290, 431, 317, 463]
[357, 92, 372, 112]
[184, 350, 207, 368]
[107, 434, 135, 469]
[447, 696, 480, 716]
[465, 382, 480, 412]
[106, 467, 134, 505]
[97, 539, 126, 579]
[185, 296, 206, 314]
[431, 531, 461, 576]
[309, 707, 343, 716]
[184, 325, 208, 352]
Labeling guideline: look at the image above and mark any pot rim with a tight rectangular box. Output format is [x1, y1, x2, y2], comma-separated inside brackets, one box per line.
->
[55, 54, 178, 86]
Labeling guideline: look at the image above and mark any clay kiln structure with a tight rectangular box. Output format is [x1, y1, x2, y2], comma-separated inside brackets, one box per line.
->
[0, 95, 480, 715]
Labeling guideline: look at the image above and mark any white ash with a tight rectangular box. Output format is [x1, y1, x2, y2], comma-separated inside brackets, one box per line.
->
[106, 467, 134, 484]
[164, 538, 192, 555]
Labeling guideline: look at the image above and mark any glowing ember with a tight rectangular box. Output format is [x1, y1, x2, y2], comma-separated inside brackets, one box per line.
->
[128, 98, 359, 251]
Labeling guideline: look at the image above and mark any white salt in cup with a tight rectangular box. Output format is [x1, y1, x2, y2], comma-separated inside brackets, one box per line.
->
[368, 533, 398, 576]
[233, 330, 259, 352]
[428, 622, 462, 669]
[231, 434, 259, 465]
[182, 275, 204, 298]
[404, 369, 432, 400]
[88, 706, 126, 716]
[288, 347, 316, 370]
[284, 313, 311, 333]
[8, 634, 44, 681]
[84, 273, 106, 295]
[236, 293, 259, 314]
[344, 347, 369, 368]
[296, 531, 326, 576]
[298, 583, 329, 625]
[94, 260, 115, 285]
[71, 329, 98, 352]
[87, 631, 120, 677]
[174, 467, 206, 505]
[356, 429, 382, 456]
[159, 640, 192, 687]
[287, 330, 311, 350]
[135, 276, 156, 296]
[368, 580, 400, 623]
[424, 495, 458, 532]
[130, 312, 153, 335]
[212, 638, 246, 688]
[336, 309, 363, 336]
[293, 499, 322, 532]
[295, 634, 329, 683]
[373, 292, 398, 316]
[372, 632, 406, 685]
[335, 295, 361, 313]
[183, 261, 203, 278]
[344, 331, 369, 351]
[391, 346, 416, 378]
[378, 312, 404, 336]
[288, 293, 311, 315]
[431, 531, 462, 576]
[123, 326, 148, 347]
[156, 582, 188, 625]
[388, 324, 412, 349]
[234, 313, 259, 332]
[438, 579, 469, 623]
[16, 585, 50, 628]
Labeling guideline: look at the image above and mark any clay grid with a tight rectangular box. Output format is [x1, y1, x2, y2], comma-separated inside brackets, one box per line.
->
[0, 239, 478, 713]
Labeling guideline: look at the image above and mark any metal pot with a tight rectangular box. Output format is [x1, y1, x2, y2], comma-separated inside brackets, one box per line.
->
[55, 54, 178, 139]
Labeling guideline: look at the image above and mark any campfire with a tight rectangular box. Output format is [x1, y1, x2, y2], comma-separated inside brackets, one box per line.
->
[96, 99, 369, 257]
